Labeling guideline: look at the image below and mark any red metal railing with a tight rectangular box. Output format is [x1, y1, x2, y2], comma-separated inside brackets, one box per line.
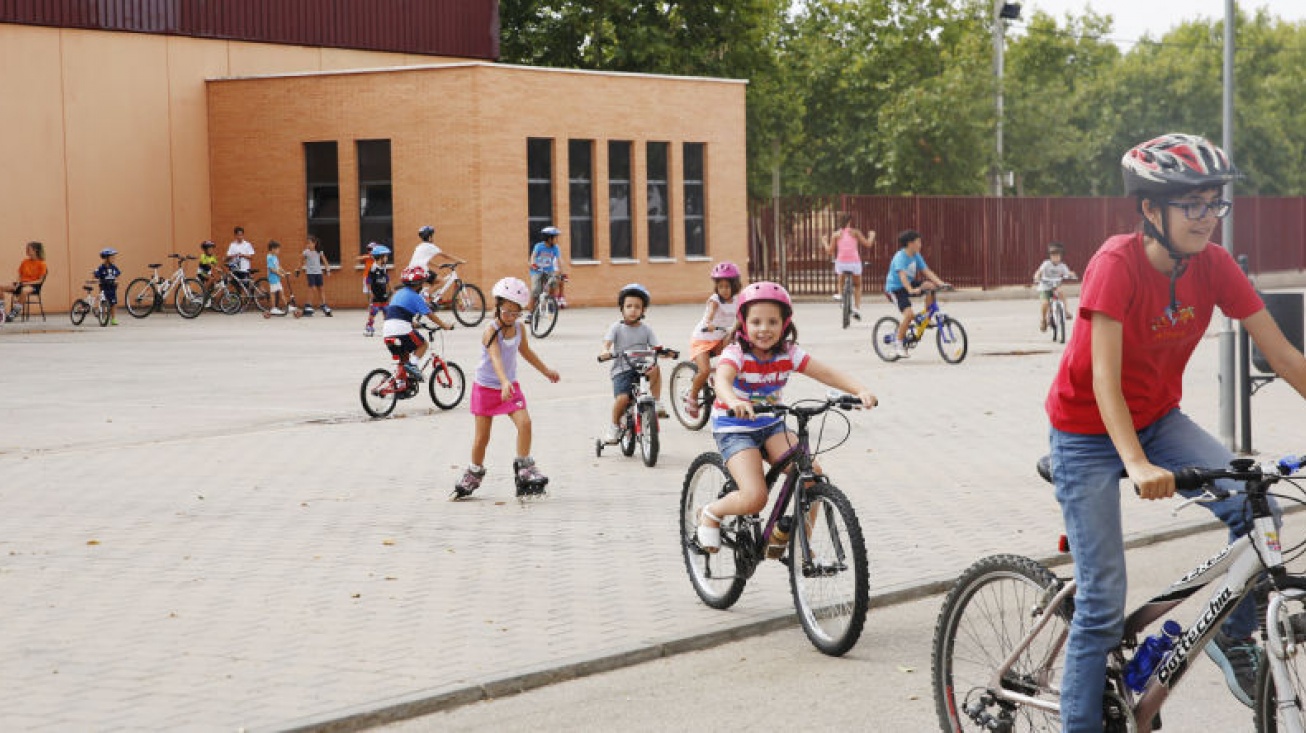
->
[749, 196, 1306, 295]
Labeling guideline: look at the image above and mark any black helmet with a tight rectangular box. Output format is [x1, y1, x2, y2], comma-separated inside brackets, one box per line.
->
[418, 225, 435, 240]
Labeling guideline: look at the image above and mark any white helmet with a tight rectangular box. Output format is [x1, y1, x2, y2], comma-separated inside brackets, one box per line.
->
[492, 277, 530, 308]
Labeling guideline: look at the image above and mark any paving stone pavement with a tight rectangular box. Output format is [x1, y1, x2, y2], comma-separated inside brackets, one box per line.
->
[3, 290, 1306, 731]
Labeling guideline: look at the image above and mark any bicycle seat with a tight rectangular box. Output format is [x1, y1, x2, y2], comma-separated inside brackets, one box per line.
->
[148, 263, 162, 269]
[439, 263, 455, 270]
[168, 253, 182, 259]
[82, 285, 94, 292]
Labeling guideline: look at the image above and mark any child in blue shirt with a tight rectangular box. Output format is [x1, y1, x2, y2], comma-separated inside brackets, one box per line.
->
[93, 248, 122, 325]
[266, 240, 292, 315]
[885, 229, 950, 358]
[383, 266, 451, 383]
[528, 226, 565, 316]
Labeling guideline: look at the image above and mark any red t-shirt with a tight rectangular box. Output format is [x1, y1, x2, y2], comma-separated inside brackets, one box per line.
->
[1045, 233, 1263, 434]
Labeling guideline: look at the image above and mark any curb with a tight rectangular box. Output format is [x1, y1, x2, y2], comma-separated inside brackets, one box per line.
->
[274, 517, 1236, 732]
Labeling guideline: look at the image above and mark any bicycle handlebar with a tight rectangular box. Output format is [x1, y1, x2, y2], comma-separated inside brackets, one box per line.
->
[597, 346, 678, 363]
[752, 393, 873, 417]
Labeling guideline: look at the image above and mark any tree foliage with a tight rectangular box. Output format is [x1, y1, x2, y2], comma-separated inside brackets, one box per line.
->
[499, 1, 1306, 197]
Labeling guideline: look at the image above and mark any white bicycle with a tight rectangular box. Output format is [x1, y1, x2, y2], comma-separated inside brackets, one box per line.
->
[427, 262, 486, 327]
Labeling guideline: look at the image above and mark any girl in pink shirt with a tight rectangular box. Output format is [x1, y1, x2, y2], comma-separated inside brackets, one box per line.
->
[824, 214, 875, 318]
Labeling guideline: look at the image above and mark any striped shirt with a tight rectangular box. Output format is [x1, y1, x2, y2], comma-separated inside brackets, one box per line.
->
[711, 342, 810, 434]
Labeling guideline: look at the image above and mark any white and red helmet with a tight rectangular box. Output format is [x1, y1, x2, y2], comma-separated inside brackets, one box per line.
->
[401, 266, 427, 285]
[1122, 133, 1240, 197]
[492, 277, 530, 308]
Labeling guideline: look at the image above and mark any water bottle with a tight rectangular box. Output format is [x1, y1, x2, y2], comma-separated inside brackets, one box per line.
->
[1123, 620, 1182, 692]
[766, 516, 794, 559]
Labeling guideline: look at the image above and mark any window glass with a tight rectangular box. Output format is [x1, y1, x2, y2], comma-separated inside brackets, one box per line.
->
[527, 138, 554, 250]
[305, 142, 341, 262]
[569, 139, 594, 260]
[684, 143, 706, 257]
[357, 139, 393, 254]
[609, 141, 632, 259]
[646, 142, 670, 258]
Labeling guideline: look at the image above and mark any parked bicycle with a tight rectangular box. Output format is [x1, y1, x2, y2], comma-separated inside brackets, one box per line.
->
[69, 280, 110, 327]
[428, 262, 486, 327]
[203, 267, 271, 315]
[529, 271, 567, 338]
[124, 254, 206, 319]
[931, 453, 1306, 733]
[871, 286, 968, 363]
[595, 346, 677, 467]
[679, 394, 871, 656]
[360, 327, 466, 418]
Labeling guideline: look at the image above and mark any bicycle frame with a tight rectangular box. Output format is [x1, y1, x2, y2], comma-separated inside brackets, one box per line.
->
[428, 264, 464, 302]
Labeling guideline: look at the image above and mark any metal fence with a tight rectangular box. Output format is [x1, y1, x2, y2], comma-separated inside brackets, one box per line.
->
[748, 195, 1306, 295]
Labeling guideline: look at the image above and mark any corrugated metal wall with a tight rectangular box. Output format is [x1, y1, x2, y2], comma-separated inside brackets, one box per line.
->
[750, 196, 1306, 295]
[0, 0, 498, 58]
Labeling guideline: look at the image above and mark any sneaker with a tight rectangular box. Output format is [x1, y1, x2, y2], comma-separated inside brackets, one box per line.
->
[364, 325, 375, 337]
[302, 305, 314, 316]
[894, 342, 910, 359]
[1205, 630, 1259, 708]
[404, 362, 423, 382]
[852, 308, 862, 321]
[110, 319, 119, 326]
[322, 305, 333, 317]
[603, 424, 621, 444]
[269, 308, 285, 316]
[684, 394, 701, 420]
[831, 293, 842, 301]
[656, 400, 669, 418]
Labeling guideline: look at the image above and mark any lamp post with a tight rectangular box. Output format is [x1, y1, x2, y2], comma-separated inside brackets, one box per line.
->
[993, 1, 1021, 197]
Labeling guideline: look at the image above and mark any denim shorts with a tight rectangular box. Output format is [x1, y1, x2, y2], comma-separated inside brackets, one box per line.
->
[713, 420, 790, 463]
[612, 369, 638, 397]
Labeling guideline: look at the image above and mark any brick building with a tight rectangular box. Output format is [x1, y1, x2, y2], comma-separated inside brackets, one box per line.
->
[0, 1, 747, 312]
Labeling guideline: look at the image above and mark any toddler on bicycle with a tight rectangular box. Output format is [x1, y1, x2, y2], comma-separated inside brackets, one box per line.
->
[363, 245, 391, 336]
[1032, 241, 1077, 332]
[695, 282, 876, 553]
[527, 225, 565, 318]
[684, 262, 742, 420]
[93, 248, 121, 325]
[885, 229, 950, 359]
[600, 283, 668, 443]
[453, 277, 560, 499]
[383, 266, 451, 385]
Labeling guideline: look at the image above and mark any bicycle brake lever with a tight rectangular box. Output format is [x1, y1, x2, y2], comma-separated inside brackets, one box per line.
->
[1171, 488, 1230, 516]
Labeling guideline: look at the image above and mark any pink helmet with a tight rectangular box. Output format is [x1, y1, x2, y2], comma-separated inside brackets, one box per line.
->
[710, 261, 741, 280]
[491, 276, 530, 308]
[401, 266, 427, 285]
[736, 281, 793, 338]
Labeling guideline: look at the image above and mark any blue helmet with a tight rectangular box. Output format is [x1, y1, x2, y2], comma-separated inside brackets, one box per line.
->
[418, 225, 435, 240]
[100, 248, 118, 258]
[371, 245, 391, 256]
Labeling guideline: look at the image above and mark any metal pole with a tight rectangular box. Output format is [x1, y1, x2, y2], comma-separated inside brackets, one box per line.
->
[1237, 255, 1253, 454]
[1218, 0, 1237, 450]
[993, 0, 1005, 198]
[772, 139, 785, 288]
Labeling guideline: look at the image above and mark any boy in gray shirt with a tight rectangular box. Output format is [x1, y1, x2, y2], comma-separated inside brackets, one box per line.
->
[599, 283, 668, 442]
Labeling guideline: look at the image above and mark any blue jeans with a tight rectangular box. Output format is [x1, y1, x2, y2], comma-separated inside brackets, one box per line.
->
[1051, 409, 1264, 733]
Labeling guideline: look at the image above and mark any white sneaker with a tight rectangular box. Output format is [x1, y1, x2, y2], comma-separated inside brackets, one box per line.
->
[831, 293, 842, 301]
[269, 308, 285, 316]
[895, 343, 910, 359]
[603, 424, 621, 444]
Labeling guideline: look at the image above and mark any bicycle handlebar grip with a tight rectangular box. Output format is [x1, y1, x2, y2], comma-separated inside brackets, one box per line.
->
[597, 354, 613, 363]
[1173, 467, 1211, 491]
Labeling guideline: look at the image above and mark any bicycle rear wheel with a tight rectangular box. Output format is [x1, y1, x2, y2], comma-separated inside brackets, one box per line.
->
[428, 360, 466, 410]
[124, 278, 158, 318]
[679, 452, 748, 610]
[932, 554, 1069, 733]
[841, 277, 853, 329]
[70, 300, 89, 325]
[1255, 578, 1306, 732]
[452, 283, 487, 327]
[936, 316, 969, 364]
[670, 361, 711, 431]
[214, 285, 241, 315]
[871, 316, 901, 362]
[531, 295, 559, 338]
[638, 402, 659, 467]
[175, 278, 205, 319]
[360, 368, 399, 418]
[789, 482, 869, 656]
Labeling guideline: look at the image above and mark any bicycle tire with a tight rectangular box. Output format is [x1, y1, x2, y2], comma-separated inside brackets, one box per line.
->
[1053, 300, 1067, 344]
[679, 451, 748, 610]
[360, 368, 398, 418]
[932, 554, 1069, 733]
[531, 295, 559, 338]
[670, 361, 711, 431]
[936, 316, 969, 364]
[639, 402, 659, 467]
[871, 316, 901, 362]
[70, 300, 90, 325]
[620, 406, 637, 457]
[1255, 576, 1306, 732]
[428, 361, 466, 410]
[95, 299, 111, 327]
[215, 286, 241, 315]
[124, 278, 158, 318]
[789, 482, 869, 656]
[175, 278, 205, 319]
[452, 283, 487, 327]
[252, 278, 272, 313]
[842, 277, 852, 329]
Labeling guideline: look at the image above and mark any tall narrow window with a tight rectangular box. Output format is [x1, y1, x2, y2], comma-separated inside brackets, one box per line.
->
[569, 139, 594, 260]
[608, 141, 632, 259]
[305, 142, 340, 262]
[646, 141, 670, 258]
[683, 143, 707, 257]
[357, 139, 392, 254]
[527, 138, 554, 251]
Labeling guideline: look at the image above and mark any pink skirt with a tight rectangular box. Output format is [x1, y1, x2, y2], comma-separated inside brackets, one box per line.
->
[470, 381, 527, 417]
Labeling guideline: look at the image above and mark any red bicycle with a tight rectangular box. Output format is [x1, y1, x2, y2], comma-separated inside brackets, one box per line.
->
[360, 326, 465, 418]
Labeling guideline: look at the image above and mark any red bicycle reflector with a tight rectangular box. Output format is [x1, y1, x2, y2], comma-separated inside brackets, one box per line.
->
[1058, 535, 1070, 553]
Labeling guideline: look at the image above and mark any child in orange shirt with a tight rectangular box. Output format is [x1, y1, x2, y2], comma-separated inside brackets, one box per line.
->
[2, 241, 47, 320]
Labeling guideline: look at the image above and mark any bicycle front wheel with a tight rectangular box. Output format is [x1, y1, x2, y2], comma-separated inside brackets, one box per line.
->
[789, 482, 869, 656]
[452, 283, 487, 327]
[428, 360, 466, 410]
[214, 285, 241, 315]
[670, 361, 711, 431]
[932, 554, 1069, 733]
[360, 368, 398, 418]
[175, 278, 205, 319]
[871, 316, 901, 362]
[70, 300, 89, 325]
[620, 406, 637, 457]
[124, 278, 158, 318]
[679, 452, 747, 609]
[531, 295, 559, 338]
[251, 278, 272, 313]
[936, 316, 969, 364]
[1052, 301, 1067, 344]
[638, 402, 659, 467]
[95, 300, 111, 326]
[1255, 579, 1306, 732]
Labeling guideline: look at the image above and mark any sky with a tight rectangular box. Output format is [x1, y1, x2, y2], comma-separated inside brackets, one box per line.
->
[1016, 0, 1306, 48]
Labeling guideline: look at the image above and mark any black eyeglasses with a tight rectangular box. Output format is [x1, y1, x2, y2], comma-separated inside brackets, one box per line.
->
[1166, 199, 1232, 220]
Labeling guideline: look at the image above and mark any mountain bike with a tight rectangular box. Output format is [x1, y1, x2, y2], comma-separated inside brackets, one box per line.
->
[206, 268, 271, 315]
[69, 280, 111, 327]
[1045, 277, 1076, 344]
[679, 394, 871, 656]
[529, 272, 567, 338]
[872, 286, 968, 364]
[360, 326, 466, 418]
[124, 254, 206, 319]
[931, 453, 1306, 733]
[595, 346, 677, 467]
[428, 262, 486, 327]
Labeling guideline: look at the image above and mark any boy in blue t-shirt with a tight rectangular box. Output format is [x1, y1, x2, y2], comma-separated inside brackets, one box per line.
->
[94, 248, 122, 325]
[383, 266, 451, 384]
[527, 226, 565, 317]
[265, 240, 293, 316]
[885, 229, 950, 358]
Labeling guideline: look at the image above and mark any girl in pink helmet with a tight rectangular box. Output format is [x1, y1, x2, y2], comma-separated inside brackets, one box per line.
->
[695, 281, 877, 552]
[453, 276, 561, 499]
[683, 262, 743, 419]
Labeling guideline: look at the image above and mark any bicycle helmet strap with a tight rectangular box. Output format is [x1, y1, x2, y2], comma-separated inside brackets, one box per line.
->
[1141, 200, 1193, 321]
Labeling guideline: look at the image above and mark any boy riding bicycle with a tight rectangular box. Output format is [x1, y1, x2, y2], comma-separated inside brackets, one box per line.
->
[528, 225, 565, 318]
[885, 229, 950, 359]
[1033, 241, 1077, 332]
